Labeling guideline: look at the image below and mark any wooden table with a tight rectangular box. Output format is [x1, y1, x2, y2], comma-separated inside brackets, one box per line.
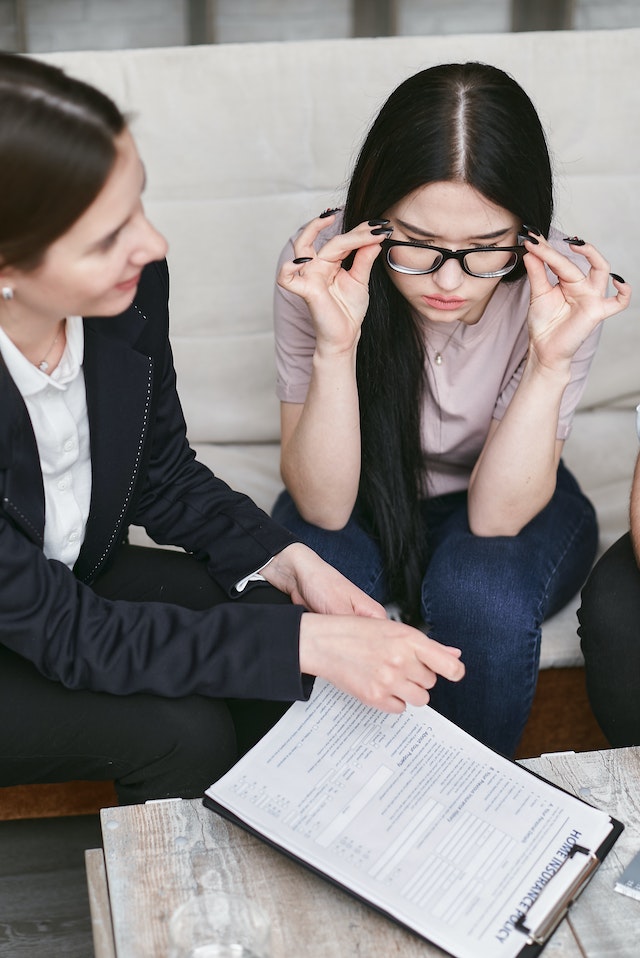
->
[86, 747, 640, 957]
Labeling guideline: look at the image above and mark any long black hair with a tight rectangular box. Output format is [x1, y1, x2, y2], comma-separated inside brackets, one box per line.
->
[343, 62, 553, 623]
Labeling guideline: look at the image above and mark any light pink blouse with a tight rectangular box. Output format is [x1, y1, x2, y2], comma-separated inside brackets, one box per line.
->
[274, 221, 600, 498]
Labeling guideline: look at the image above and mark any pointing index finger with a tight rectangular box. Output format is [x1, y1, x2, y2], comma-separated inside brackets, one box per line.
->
[416, 633, 466, 683]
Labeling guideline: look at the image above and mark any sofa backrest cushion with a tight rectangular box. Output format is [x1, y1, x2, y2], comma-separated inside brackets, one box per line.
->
[42, 30, 640, 445]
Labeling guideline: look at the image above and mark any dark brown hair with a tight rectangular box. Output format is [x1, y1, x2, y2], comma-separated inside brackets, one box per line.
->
[0, 52, 125, 270]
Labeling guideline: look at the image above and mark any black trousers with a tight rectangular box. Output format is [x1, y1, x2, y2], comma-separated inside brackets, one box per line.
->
[0, 545, 292, 805]
[578, 532, 640, 746]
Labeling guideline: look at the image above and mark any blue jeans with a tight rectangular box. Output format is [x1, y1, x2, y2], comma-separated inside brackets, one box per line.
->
[272, 462, 598, 756]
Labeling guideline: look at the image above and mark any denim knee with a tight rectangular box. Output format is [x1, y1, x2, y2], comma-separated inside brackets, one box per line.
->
[422, 533, 545, 647]
[272, 489, 387, 599]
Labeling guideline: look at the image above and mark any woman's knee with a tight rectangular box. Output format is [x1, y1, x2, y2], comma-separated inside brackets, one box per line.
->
[272, 490, 386, 599]
[423, 535, 542, 639]
[423, 492, 597, 638]
[108, 694, 239, 804]
[579, 534, 640, 679]
[578, 534, 640, 746]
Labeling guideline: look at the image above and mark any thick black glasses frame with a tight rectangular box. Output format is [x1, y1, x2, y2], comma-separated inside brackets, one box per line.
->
[381, 238, 527, 278]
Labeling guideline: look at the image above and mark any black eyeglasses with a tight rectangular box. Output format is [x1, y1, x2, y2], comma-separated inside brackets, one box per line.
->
[381, 238, 527, 279]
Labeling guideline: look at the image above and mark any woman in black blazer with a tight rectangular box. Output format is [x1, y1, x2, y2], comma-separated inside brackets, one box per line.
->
[0, 53, 463, 803]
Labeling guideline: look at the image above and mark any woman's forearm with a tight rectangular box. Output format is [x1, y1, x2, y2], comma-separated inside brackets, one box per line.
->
[280, 348, 362, 528]
[469, 231, 631, 537]
[275, 218, 389, 528]
[467, 356, 570, 536]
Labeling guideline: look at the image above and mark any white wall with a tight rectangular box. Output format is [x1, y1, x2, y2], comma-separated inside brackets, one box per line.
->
[1, 0, 188, 52]
[1, 0, 639, 54]
[215, 0, 351, 43]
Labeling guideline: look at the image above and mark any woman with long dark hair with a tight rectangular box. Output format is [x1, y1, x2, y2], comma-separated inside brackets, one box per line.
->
[272, 62, 631, 756]
[0, 52, 465, 804]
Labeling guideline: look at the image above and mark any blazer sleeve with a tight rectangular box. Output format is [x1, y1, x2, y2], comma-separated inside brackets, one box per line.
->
[0, 261, 311, 701]
[0, 503, 309, 700]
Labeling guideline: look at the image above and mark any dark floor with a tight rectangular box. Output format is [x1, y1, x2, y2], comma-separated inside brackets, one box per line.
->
[0, 814, 102, 957]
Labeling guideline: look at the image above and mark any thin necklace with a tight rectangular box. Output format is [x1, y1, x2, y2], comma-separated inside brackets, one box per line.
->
[432, 321, 461, 365]
[36, 320, 64, 372]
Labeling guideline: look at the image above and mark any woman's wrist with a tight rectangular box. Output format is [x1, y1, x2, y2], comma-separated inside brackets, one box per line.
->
[522, 348, 572, 389]
[313, 332, 360, 363]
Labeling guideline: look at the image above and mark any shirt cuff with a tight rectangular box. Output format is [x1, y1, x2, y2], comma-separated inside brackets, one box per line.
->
[233, 557, 274, 594]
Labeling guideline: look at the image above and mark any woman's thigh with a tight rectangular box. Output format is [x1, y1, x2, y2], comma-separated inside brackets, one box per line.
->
[272, 489, 388, 601]
[2, 545, 294, 802]
[578, 532, 640, 746]
[0, 642, 238, 803]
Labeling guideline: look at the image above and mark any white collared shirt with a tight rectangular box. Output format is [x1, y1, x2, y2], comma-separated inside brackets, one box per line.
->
[0, 317, 91, 568]
[0, 318, 273, 587]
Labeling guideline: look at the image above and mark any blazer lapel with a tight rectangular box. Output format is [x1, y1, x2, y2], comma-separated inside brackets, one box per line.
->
[0, 262, 165, 578]
[0, 357, 45, 546]
[73, 307, 154, 582]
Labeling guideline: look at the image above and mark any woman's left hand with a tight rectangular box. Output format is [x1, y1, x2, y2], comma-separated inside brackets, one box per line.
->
[522, 234, 631, 371]
[262, 542, 388, 619]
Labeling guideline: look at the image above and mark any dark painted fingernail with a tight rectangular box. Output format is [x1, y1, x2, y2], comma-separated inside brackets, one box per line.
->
[521, 224, 541, 236]
[518, 233, 539, 245]
[371, 227, 393, 236]
[319, 207, 341, 218]
[610, 272, 626, 284]
[368, 218, 390, 227]
[563, 236, 585, 246]
[293, 257, 313, 265]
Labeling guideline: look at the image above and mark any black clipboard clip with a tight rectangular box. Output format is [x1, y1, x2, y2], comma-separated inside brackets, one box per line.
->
[514, 845, 600, 947]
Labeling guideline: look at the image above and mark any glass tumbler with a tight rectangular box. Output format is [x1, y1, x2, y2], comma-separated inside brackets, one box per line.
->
[167, 891, 272, 958]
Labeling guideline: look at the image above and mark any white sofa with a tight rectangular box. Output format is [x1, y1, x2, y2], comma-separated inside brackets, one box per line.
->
[43, 28, 640, 673]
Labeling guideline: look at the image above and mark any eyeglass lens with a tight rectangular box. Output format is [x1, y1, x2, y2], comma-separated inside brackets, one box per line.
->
[387, 245, 519, 277]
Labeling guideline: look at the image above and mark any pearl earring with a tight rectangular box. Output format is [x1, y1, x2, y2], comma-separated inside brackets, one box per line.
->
[1, 286, 14, 301]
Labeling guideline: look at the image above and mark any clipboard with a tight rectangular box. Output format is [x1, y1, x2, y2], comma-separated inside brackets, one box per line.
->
[203, 796, 622, 958]
[203, 682, 624, 958]
[516, 838, 623, 953]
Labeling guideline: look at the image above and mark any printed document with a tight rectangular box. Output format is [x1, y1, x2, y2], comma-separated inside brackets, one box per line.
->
[205, 680, 619, 958]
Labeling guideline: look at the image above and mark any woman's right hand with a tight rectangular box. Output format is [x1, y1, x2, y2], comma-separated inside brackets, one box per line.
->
[277, 213, 391, 356]
[299, 611, 465, 713]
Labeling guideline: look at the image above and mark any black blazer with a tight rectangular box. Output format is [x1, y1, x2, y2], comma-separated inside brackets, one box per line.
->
[0, 260, 308, 701]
